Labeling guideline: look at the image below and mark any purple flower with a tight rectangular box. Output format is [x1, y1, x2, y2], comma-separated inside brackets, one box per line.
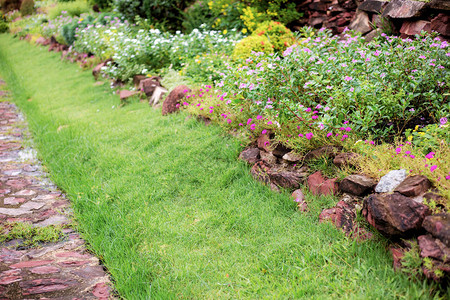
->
[298, 133, 304, 137]
[430, 165, 437, 172]
[227, 119, 232, 124]
[250, 124, 256, 130]
[267, 121, 273, 125]
[262, 129, 267, 135]
[305, 132, 314, 140]
[440, 117, 448, 125]
[256, 115, 263, 120]
[326, 132, 332, 137]
[344, 76, 352, 81]
[247, 118, 253, 125]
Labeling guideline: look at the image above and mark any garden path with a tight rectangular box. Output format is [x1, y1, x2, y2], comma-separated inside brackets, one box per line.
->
[0, 79, 113, 299]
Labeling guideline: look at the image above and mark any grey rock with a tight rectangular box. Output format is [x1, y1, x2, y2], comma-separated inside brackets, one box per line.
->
[349, 10, 372, 35]
[282, 151, 302, 163]
[382, 0, 427, 18]
[375, 169, 407, 193]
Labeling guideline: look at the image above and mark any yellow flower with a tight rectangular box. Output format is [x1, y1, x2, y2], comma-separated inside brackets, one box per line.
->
[223, 29, 228, 35]
[407, 136, 413, 141]
[242, 28, 247, 34]
[419, 132, 425, 136]
[79, 18, 84, 22]
[414, 125, 419, 131]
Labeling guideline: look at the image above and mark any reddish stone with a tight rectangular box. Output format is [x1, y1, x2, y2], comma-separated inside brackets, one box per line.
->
[418, 235, 450, 262]
[319, 178, 339, 196]
[239, 148, 260, 165]
[390, 247, 405, 270]
[10, 260, 53, 269]
[55, 252, 90, 259]
[422, 213, 450, 247]
[362, 193, 430, 238]
[307, 171, 325, 195]
[431, 13, 450, 37]
[292, 189, 308, 212]
[59, 260, 90, 266]
[257, 132, 271, 152]
[92, 282, 110, 298]
[339, 174, 376, 196]
[162, 85, 190, 115]
[400, 20, 431, 37]
[138, 78, 161, 96]
[6, 179, 28, 189]
[319, 200, 356, 235]
[3, 197, 26, 205]
[20, 278, 74, 295]
[71, 265, 106, 279]
[30, 266, 60, 274]
[394, 175, 431, 197]
[119, 90, 139, 101]
[0, 275, 22, 285]
[250, 161, 271, 186]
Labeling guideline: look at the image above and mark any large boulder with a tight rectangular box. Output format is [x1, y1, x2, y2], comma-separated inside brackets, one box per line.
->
[400, 20, 431, 36]
[429, 0, 450, 11]
[431, 13, 450, 37]
[339, 174, 377, 196]
[382, 0, 427, 18]
[394, 175, 431, 197]
[362, 193, 430, 237]
[349, 10, 372, 34]
[162, 85, 190, 115]
[375, 169, 407, 193]
[358, 0, 388, 13]
[422, 213, 450, 247]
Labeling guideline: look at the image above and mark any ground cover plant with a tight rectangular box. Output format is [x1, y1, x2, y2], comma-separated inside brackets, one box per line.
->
[1, 35, 446, 298]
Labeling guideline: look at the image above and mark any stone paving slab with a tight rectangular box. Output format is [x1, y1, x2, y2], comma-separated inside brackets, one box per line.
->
[0, 93, 114, 299]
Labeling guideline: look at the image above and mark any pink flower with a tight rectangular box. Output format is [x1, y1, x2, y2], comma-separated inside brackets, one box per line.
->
[183, 102, 189, 105]
[425, 152, 435, 159]
[344, 76, 353, 81]
[395, 147, 402, 154]
[341, 134, 348, 140]
[405, 151, 411, 155]
[305, 132, 314, 140]
[209, 110, 213, 113]
[227, 119, 232, 123]
[267, 121, 273, 125]
[312, 116, 318, 119]
[239, 123, 243, 126]
[345, 127, 352, 132]
[262, 129, 267, 134]
[327, 132, 332, 137]
[247, 118, 253, 125]
[410, 155, 415, 158]
[430, 165, 437, 172]
[250, 124, 256, 130]
[256, 115, 263, 120]
[298, 133, 304, 137]
[305, 108, 312, 112]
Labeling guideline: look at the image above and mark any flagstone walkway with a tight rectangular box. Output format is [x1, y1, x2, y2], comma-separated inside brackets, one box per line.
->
[0, 79, 113, 299]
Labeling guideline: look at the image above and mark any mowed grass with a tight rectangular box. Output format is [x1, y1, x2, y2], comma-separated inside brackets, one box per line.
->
[0, 35, 442, 299]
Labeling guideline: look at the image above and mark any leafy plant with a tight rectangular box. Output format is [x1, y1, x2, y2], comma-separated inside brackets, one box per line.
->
[20, 0, 35, 16]
[48, 0, 91, 19]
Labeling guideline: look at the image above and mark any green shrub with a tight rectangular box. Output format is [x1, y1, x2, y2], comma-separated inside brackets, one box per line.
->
[20, 0, 35, 16]
[253, 21, 294, 53]
[232, 35, 273, 60]
[0, 0, 20, 13]
[0, 15, 8, 33]
[182, 0, 214, 33]
[61, 15, 94, 45]
[113, 0, 193, 32]
[90, 0, 111, 9]
[48, 0, 90, 19]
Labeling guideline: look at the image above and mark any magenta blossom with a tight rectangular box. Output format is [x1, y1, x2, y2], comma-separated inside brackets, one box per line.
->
[247, 118, 253, 125]
[305, 132, 314, 140]
[327, 132, 333, 137]
[430, 165, 437, 172]
[256, 115, 263, 120]
[267, 121, 273, 125]
[425, 152, 435, 160]
[262, 129, 267, 135]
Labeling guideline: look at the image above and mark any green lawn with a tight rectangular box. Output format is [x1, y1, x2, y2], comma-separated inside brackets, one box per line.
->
[0, 34, 441, 299]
